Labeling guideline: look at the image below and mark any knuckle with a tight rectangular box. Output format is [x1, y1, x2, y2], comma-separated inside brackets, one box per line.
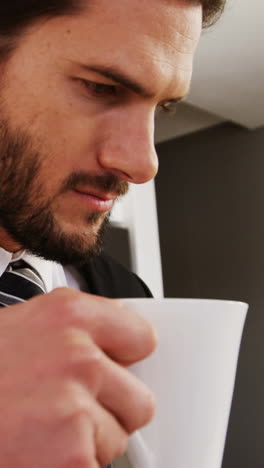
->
[61, 295, 85, 324]
[53, 381, 99, 426]
[49, 289, 85, 324]
[85, 343, 104, 370]
[64, 330, 103, 371]
[60, 332, 104, 394]
[63, 327, 92, 353]
[56, 382, 94, 421]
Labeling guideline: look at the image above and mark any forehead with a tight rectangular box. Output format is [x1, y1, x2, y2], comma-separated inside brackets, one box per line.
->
[24, 0, 202, 98]
[65, 0, 201, 91]
[77, 0, 202, 46]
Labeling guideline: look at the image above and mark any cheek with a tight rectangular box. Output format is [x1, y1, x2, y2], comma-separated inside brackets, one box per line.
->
[38, 111, 110, 180]
[3, 66, 104, 177]
[32, 114, 98, 197]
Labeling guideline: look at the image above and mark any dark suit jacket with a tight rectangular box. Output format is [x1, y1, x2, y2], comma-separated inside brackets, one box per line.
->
[79, 251, 153, 299]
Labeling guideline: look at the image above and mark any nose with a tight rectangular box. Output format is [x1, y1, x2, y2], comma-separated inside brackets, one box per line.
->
[97, 106, 159, 184]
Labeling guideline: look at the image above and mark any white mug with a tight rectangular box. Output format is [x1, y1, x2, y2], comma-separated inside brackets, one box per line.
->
[122, 298, 248, 468]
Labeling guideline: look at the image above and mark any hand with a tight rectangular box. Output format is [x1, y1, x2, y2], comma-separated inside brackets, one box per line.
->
[0, 288, 157, 468]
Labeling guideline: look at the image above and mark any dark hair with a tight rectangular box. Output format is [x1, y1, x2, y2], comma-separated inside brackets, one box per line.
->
[0, 0, 226, 59]
[201, 0, 226, 27]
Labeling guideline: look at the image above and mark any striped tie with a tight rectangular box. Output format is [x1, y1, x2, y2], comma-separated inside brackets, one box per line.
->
[0, 259, 46, 307]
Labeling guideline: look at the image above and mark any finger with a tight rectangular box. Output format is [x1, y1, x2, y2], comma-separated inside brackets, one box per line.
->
[49, 409, 99, 468]
[58, 393, 128, 467]
[97, 356, 156, 434]
[93, 402, 128, 467]
[62, 333, 156, 433]
[50, 289, 158, 365]
[81, 295, 158, 365]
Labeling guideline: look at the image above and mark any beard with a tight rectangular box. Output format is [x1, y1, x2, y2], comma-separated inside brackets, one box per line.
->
[0, 113, 128, 266]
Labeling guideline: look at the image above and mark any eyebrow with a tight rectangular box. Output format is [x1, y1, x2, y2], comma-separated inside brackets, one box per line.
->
[80, 64, 187, 103]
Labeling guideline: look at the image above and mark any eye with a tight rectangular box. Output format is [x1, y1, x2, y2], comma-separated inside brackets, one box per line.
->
[79, 79, 119, 99]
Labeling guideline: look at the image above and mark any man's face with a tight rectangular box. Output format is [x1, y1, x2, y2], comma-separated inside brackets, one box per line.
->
[0, 0, 202, 264]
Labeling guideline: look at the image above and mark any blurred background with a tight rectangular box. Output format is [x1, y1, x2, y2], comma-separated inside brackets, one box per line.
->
[105, 1, 264, 466]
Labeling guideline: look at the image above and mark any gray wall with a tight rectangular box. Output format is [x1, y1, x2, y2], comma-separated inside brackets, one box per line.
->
[155, 123, 264, 468]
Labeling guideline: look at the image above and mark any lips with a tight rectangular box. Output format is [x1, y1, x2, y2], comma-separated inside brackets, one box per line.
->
[75, 187, 115, 201]
[73, 187, 116, 212]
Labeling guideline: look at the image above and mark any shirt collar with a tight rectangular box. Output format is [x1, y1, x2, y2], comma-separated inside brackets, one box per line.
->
[0, 247, 60, 293]
[22, 252, 59, 293]
[0, 247, 25, 276]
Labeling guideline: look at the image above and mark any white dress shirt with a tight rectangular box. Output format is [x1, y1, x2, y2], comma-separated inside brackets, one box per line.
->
[0, 247, 84, 292]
